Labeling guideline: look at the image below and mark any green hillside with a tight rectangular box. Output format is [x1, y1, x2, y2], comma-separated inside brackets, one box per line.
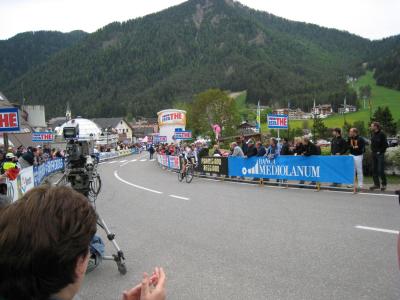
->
[0, 30, 87, 90]
[285, 71, 400, 130]
[2, 0, 370, 118]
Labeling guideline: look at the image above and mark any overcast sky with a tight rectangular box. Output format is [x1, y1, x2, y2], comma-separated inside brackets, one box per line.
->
[0, 0, 399, 40]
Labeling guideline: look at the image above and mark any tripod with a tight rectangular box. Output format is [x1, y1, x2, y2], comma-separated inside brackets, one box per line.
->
[61, 165, 127, 275]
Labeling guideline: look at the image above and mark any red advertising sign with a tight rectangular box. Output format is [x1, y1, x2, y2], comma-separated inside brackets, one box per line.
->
[0, 108, 20, 132]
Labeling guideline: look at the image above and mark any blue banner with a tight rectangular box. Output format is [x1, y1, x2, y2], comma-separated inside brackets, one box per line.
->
[33, 158, 65, 186]
[228, 156, 355, 184]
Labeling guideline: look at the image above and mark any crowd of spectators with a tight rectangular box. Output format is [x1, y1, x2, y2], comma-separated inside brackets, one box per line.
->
[152, 122, 389, 191]
[0, 145, 65, 173]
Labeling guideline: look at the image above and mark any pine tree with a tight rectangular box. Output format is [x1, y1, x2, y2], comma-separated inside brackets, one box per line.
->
[371, 106, 397, 135]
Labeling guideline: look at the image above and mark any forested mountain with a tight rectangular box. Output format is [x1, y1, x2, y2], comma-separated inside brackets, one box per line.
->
[1, 0, 392, 118]
[370, 35, 400, 90]
[0, 30, 87, 91]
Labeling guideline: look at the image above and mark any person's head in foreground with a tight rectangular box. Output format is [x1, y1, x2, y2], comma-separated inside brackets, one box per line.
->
[0, 185, 167, 300]
[0, 185, 97, 300]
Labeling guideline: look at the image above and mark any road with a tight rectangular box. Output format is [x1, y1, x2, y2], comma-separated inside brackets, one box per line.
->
[78, 153, 400, 300]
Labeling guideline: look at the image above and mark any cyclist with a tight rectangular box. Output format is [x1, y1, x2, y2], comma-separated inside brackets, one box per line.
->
[179, 144, 197, 179]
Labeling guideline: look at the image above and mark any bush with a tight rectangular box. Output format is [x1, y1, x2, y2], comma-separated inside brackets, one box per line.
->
[385, 146, 400, 174]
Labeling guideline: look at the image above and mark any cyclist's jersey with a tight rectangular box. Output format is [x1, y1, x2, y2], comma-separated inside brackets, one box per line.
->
[180, 148, 197, 163]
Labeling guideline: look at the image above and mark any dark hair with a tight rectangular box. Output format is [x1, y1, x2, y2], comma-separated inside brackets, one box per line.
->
[372, 121, 381, 129]
[333, 128, 341, 134]
[0, 186, 97, 300]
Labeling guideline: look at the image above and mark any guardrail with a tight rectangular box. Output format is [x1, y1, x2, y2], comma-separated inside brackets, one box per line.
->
[156, 154, 357, 190]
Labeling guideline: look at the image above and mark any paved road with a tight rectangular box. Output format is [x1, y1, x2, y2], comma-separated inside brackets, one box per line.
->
[78, 153, 400, 300]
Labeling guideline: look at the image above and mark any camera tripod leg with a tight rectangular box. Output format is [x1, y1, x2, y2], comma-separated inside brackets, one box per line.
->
[97, 213, 127, 275]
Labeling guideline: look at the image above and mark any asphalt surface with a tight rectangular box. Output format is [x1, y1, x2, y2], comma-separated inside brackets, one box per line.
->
[78, 153, 400, 300]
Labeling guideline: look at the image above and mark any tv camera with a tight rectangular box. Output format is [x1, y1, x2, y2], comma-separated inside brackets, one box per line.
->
[63, 122, 127, 274]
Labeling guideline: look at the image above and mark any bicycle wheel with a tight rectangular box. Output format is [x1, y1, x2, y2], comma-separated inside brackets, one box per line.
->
[186, 165, 194, 183]
[178, 169, 184, 182]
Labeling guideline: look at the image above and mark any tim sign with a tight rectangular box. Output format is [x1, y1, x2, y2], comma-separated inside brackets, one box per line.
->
[32, 132, 54, 142]
[174, 131, 192, 140]
[0, 108, 20, 132]
[267, 114, 288, 129]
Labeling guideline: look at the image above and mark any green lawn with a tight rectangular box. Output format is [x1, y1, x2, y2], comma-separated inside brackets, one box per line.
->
[286, 71, 400, 130]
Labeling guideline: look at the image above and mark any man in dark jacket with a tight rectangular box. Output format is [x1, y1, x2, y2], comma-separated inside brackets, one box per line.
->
[331, 128, 347, 155]
[302, 137, 319, 156]
[280, 138, 292, 155]
[246, 140, 258, 158]
[256, 141, 266, 156]
[370, 122, 388, 191]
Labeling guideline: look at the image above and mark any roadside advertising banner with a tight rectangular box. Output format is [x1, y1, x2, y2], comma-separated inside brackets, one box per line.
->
[228, 156, 354, 184]
[267, 114, 288, 129]
[199, 157, 228, 175]
[0, 107, 20, 132]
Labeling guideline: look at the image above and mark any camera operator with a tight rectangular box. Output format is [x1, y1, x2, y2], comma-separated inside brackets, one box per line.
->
[0, 186, 166, 300]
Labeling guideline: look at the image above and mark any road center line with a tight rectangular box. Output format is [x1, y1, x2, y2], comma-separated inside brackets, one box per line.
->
[114, 171, 163, 194]
[355, 225, 399, 235]
[169, 194, 190, 201]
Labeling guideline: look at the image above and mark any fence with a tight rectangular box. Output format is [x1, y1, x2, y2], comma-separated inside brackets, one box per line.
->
[5, 148, 142, 202]
[156, 154, 356, 188]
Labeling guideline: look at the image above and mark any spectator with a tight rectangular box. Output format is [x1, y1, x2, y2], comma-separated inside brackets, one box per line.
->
[302, 137, 319, 156]
[212, 144, 222, 157]
[292, 137, 305, 156]
[246, 140, 258, 158]
[256, 141, 266, 156]
[198, 143, 209, 158]
[369, 122, 388, 191]
[280, 138, 292, 155]
[1, 153, 18, 174]
[16, 146, 24, 158]
[18, 147, 39, 168]
[240, 135, 248, 156]
[330, 128, 347, 187]
[0, 186, 166, 300]
[230, 142, 244, 157]
[149, 144, 155, 160]
[331, 128, 347, 155]
[348, 128, 365, 190]
[266, 138, 280, 159]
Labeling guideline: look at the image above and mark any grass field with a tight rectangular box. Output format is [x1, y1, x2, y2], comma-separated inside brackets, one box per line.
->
[262, 71, 400, 131]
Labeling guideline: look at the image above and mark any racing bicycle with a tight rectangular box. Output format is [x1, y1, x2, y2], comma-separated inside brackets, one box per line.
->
[178, 159, 195, 183]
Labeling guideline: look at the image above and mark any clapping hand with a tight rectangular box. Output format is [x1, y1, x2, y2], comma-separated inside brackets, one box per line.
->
[122, 267, 166, 300]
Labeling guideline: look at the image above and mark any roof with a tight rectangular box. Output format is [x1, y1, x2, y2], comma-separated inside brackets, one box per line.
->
[8, 132, 37, 148]
[48, 117, 68, 129]
[92, 118, 133, 130]
[0, 91, 13, 108]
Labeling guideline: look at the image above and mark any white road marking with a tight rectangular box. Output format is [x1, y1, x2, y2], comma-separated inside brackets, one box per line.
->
[114, 171, 163, 194]
[150, 159, 155, 162]
[108, 161, 118, 164]
[131, 159, 137, 162]
[169, 194, 190, 201]
[355, 225, 399, 235]
[120, 160, 127, 163]
[140, 159, 147, 162]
